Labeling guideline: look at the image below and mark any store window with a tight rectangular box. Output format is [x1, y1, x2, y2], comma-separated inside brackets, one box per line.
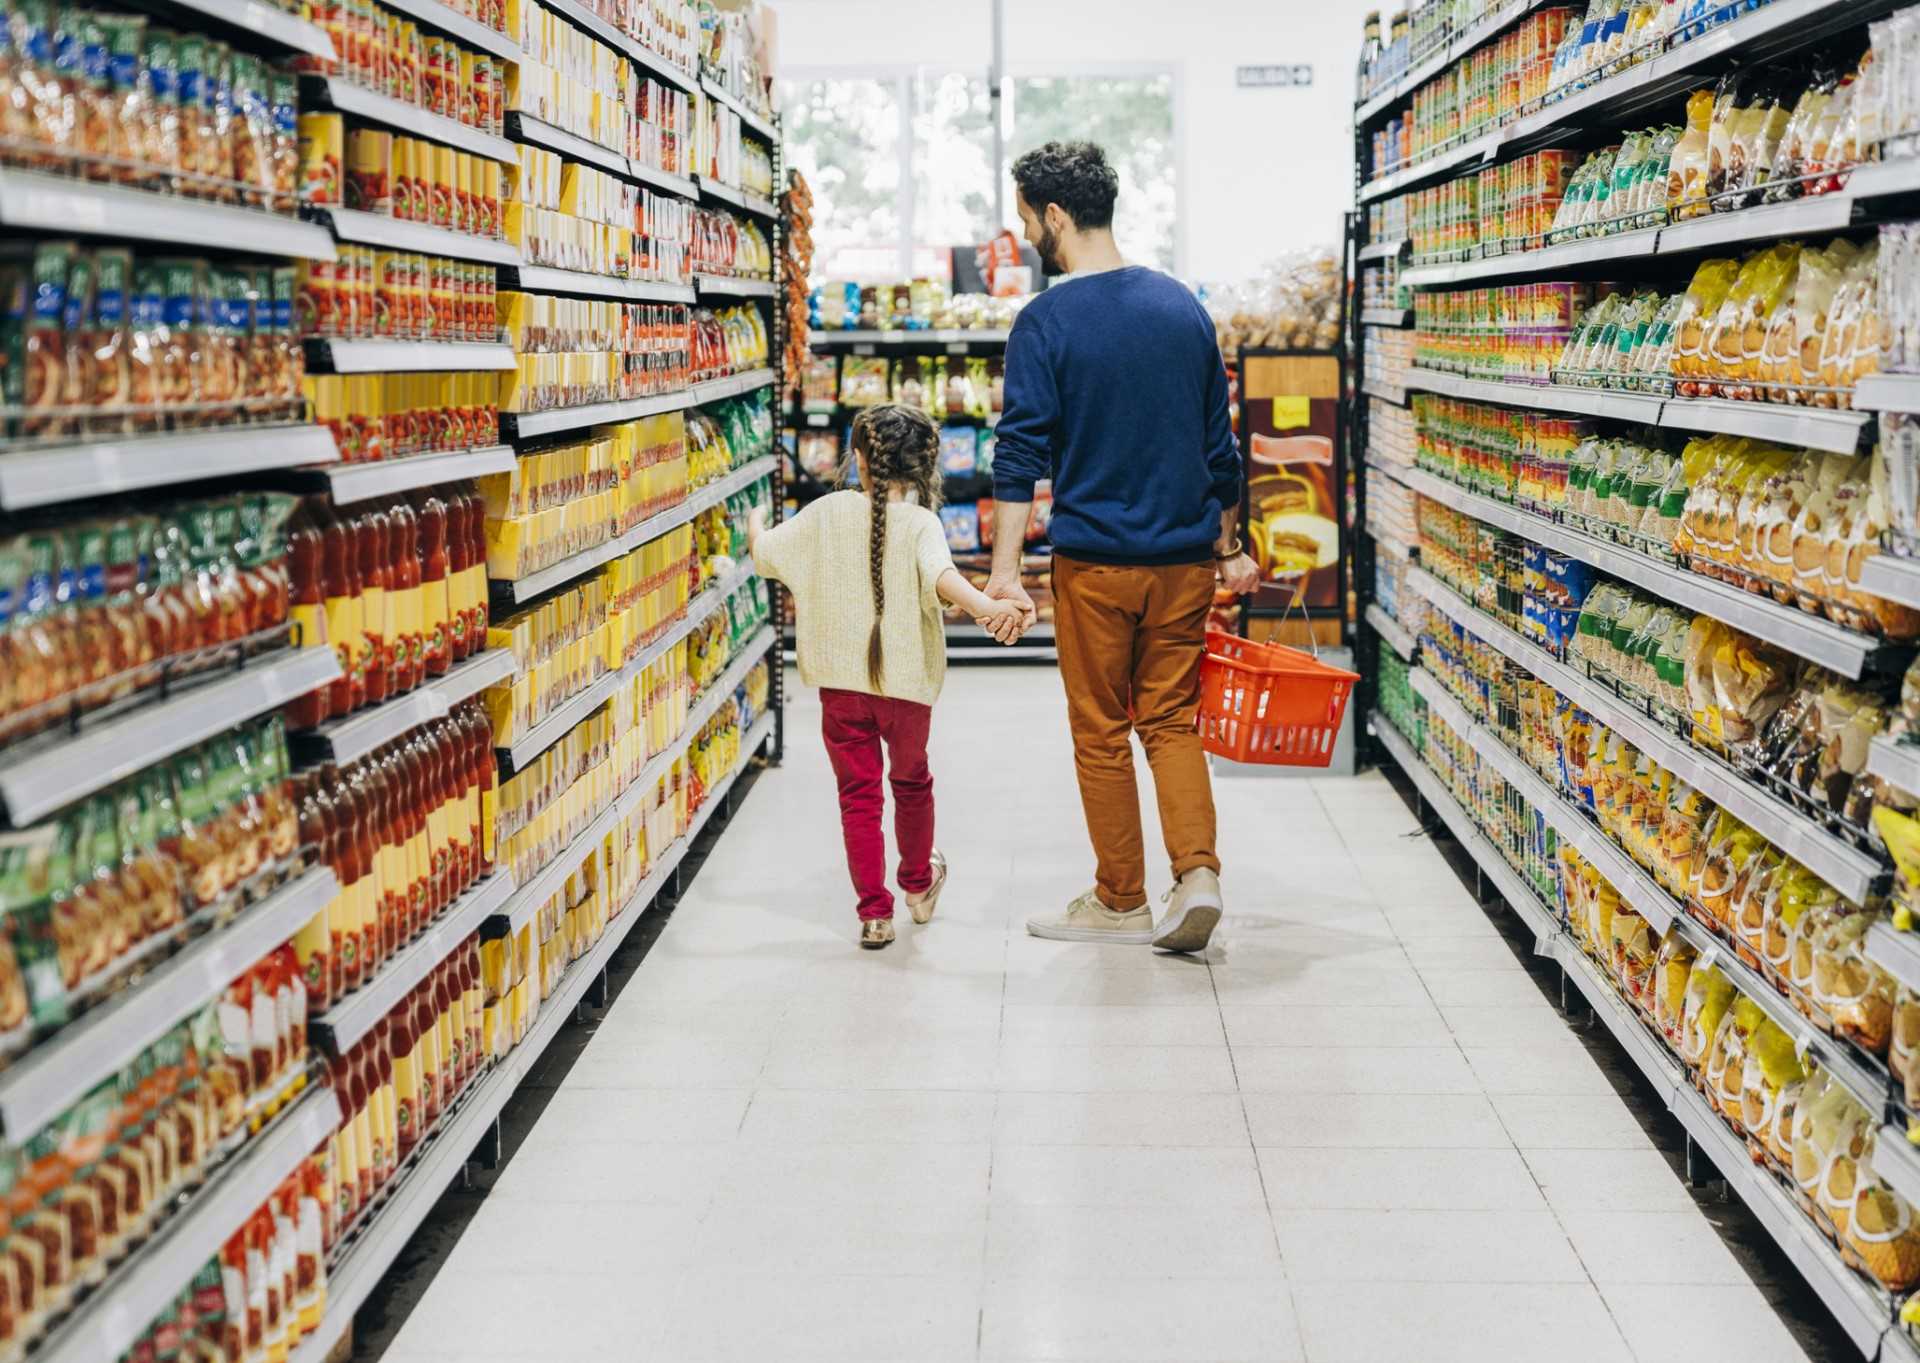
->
[781, 69, 1179, 281]
[1008, 74, 1177, 273]
[779, 76, 906, 281]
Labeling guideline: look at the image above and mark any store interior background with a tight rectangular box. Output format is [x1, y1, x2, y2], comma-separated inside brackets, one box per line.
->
[773, 0, 1379, 283]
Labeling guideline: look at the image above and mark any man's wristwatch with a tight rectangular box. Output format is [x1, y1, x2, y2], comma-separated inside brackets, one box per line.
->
[1213, 537, 1243, 561]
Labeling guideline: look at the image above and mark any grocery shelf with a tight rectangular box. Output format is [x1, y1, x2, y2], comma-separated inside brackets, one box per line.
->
[1385, 462, 1893, 679]
[1869, 734, 1920, 803]
[1655, 193, 1859, 255]
[0, 645, 341, 827]
[0, 865, 336, 1140]
[497, 532, 627, 604]
[306, 338, 518, 374]
[497, 544, 765, 769]
[1404, 368, 1666, 422]
[505, 112, 632, 181]
[1872, 1125, 1920, 1214]
[700, 76, 778, 142]
[1371, 529, 1415, 560]
[693, 177, 778, 219]
[305, 206, 523, 265]
[1357, 239, 1408, 262]
[175, 0, 336, 56]
[1366, 603, 1416, 662]
[291, 704, 771, 1363]
[1852, 373, 1920, 414]
[612, 160, 692, 202]
[1360, 378, 1408, 405]
[1353, 0, 1551, 126]
[1406, 565, 1884, 903]
[0, 423, 340, 512]
[1858, 553, 1920, 611]
[502, 391, 680, 441]
[499, 264, 696, 303]
[0, 169, 337, 259]
[1357, 131, 1500, 205]
[537, 0, 695, 94]
[1657, 396, 1871, 455]
[1370, 712, 1558, 949]
[1360, 307, 1412, 328]
[374, 0, 520, 60]
[305, 77, 519, 163]
[305, 444, 518, 507]
[1406, 230, 1660, 287]
[34, 1085, 342, 1363]
[695, 273, 778, 299]
[1866, 920, 1920, 997]
[497, 624, 774, 933]
[809, 329, 1011, 351]
[291, 647, 517, 766]
[1553, 937, 1689, 1103]
[692, 368, 777, 403]
[313, 871, 518, 1054]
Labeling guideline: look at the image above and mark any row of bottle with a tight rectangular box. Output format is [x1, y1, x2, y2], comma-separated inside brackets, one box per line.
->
[327, 938, 485, 1238]
[290, 703, 496, 1010]
[285, 486, 490, 730]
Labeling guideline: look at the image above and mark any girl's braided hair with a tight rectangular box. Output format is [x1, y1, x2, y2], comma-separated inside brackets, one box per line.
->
[850, 404, 942, 692]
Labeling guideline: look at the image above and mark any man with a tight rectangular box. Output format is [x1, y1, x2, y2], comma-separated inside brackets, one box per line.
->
[988, 140, 1258, 955]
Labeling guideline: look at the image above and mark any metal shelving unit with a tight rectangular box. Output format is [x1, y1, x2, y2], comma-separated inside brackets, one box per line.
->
[302, 444, 518, 507]
[306, 339, 518, 375]
[0, 169, 337, 258]
[700, 76, 778, 142]
[0, 646, 340, 826]
[303, 206, 523, 266]
[303, 76, 519, 163]
[371, 0, 520, 59]
[1359, 307, 1412, 328]
[173, 0, 338, 56]
[1364, 603, 1416, 662]
[505, 111, 632, 180]
[695, 273, 778, 299]
[0, 424, 340, 512]
[1380, 461, 1896, 679]
[809, 328, 1011, 351]
[501, 264, 696, 302]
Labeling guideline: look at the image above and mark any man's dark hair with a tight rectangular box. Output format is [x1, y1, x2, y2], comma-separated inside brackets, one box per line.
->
[1012, 141, 1119, 231]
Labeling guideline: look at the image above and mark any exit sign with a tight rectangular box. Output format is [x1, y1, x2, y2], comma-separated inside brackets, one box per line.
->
[1237, 64, 1313, 88]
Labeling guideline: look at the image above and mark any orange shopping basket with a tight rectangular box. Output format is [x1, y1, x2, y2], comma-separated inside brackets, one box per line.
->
[1196, 628, 1359, 767]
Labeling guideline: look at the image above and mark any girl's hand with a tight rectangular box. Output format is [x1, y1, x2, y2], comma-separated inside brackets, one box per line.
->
[975, 596, 1028, 645]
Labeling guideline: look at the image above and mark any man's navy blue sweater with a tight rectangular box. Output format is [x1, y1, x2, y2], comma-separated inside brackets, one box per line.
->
[992, 266, 1242, 566]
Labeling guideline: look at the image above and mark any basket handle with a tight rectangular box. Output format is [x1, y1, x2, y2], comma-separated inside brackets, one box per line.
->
[1270, 577, 1321, 659]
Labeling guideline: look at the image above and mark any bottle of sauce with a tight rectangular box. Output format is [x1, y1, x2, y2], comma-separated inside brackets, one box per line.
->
[463, 482, 488, 648]
[285, 503, 329, 729]
[434, 960, 458, 1104]
[427, 719, 455, 911]
[385, 498, 421, 695]
[354, 506, 389, 709]
[413, 980, 440, 1132]
[443, 488, 470, 664]
[346, 765, 380, 980]
[369, 1018, 396, 1192]
[314, 767, 356, 999]
[375, 746, 408, 951]
[389, 994, 419, 1161]
[313, 498, 357, 721]
[326, 1049, 361, 1231]
[361, 755, 396, 964]
[398, 737, 429, 937]
[411, 491, 451, 678]
[467, 704, 496, 879]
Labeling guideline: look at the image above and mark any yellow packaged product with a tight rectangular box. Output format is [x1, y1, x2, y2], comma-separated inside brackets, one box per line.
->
[1700, 248, 1784, 394]
[1787, 891, 1848, 1018]
[1893, 987, 1920, 1109]
[1814, 1084, 1875, 1242]
[1740, 1013, 1807, 1165]
[1667, 89, 1715, 221]
[1815, 243, 1880, 405]
[1843, 1125, 1920, 1290]
[1671, 257, 1741, 389]
[1732, 244, 1801, 402]
[1658, 779, 1712, 897]
[1812, 906, 1894, 1056]
[1731, 845, 1784, 964]
[1836, 449, 1920, 639]
[1652, 936, 1698, 1045]
[1704, 996, 1759, 1128]
[1692, 809, 1757, 926]
[1679, 959, 1736, 1068]
[1610, 906, 1658, 1014]
[1876, 804, 1920, 923]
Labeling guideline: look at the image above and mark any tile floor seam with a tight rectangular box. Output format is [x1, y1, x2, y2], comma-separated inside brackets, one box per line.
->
[1209, 951, 1311, 1363]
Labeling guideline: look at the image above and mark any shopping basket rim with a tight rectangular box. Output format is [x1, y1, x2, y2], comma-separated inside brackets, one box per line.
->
[1203, 630, 1360, 684]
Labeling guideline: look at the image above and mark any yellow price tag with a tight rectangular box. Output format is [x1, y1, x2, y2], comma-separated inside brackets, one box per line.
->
[1272, 395, 1311, 431]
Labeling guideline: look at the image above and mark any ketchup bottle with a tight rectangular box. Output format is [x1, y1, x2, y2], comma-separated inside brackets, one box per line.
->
[377, 745, 409, 945]
[411, 491, 452, 678]
[293, 777, 332, 1009]
[391, 998, 418, 1161]
[444, 491, 472, 664]
[348, 765, 381, 979]
[460, 482, 489, 648]
[386, 499, 422, 695]
[313, 775, 348, 1005]
[286, 503, 330, 729]
[312, 499, 358, 720]
[414, 981, 441, 1130]
[402, 736, 432, 935]
[355, 506, 390, 708]
[433, 961, 458, 1102]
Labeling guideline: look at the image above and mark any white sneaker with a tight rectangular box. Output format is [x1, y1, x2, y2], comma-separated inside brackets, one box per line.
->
[1153, 868, 1223, 954]
[1027, 889, 1154, 944]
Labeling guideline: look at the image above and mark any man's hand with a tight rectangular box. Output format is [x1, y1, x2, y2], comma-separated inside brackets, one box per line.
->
[985, 574, 1038, 632]
[1215, 552, 1260, 596]
[974, 596, 1028, 645]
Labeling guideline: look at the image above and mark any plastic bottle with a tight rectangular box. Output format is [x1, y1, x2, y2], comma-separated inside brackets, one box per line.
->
[355, 505, 389, 707]
[411, 490, 450, 677]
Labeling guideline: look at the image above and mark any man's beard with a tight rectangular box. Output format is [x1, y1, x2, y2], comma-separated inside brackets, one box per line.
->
[1036, 223, 1066, 277]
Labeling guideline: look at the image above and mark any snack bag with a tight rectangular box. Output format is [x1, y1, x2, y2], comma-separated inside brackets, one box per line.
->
[1704, 996, 1758, 1127]
[1668, 88, 1715, 220]
[1812, 906, 1894, 1056]
[1653, 935, 1698, 1045]
[1893, 986, 1920, 1109]
[938, 503, 979, 553]
[1670, 257, 1740, 393]
[1842, 1126, 1920, 1290]
[938, 426, 976, 478]
[1741, 1013, 1807, 1164]
[1679, 958, 1735, 1069]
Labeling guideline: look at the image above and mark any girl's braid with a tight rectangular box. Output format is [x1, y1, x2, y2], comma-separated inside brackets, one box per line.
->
[853, 405, 943, 692]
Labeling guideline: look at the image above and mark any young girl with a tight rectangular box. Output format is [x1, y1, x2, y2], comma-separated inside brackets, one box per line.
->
[748, 405, 1026, 948]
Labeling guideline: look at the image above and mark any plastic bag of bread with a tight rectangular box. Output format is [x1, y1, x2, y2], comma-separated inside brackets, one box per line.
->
[1811, 1082, 1873, 1243]
[1788, 893, 1850, 1019]
[1705, 996, 1760, 1128]
[1766, 65, 1840, 205]
[1710, 629, 1798, 752]
[1704, 247, 1793, 398]
[1695, 810, 1764, 928]
[1836, 448, 1920, 638]
[1734, 246, 1802, 402]
[1773, 240, 1858, 401]
[1653, 935, 1699, 1046]
[1893, 986, 1920, 1109]
[1790, 1069, 1849, 1221]
[1875, 803, 1920, 924]
[1815, 243, 1881, 406]
[1812, 905, 1895, 1055]
[1741, 1013, 1808, 1165]
[1611, 905, 1658, 1013]
[1732, 846, 1786, 964]
[1765, 861, 1836, 993]
[1671, 257, 1741, 394]
[1658, 780, 1713, 897]
[1842, 1125, 1920, 1290]
[1668, 89, 1715, 221]
[1789, 452, 1866, 611]
[1680, 958, 1737, 1069]
[1684, 615, 1736, 749]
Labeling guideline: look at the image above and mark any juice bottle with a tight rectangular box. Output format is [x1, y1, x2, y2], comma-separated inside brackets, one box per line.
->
[352, 1040, 380, 1202]
[361, 755, 395, 962]
[403, 735, 432, 935]
[375, 747, 408, 951]
[354, 506, 389, 708]
[411, 490, 450, 678]
[444, 490, 471, 663]
[462, 939, 482, 1081]
[413, 978, 440, 1129]
[370, 1018, 395, 1191]
[428, 718, 456, 910]
[459, 705, 483, 886]
[347, 765, 379, 979]
[313, 767, 354, 998]
[466, 704, 495, 878]
[433, 961, 457, 1103]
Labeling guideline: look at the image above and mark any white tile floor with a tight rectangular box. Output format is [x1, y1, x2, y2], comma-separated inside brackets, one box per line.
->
[383, 668, 1821, 1363]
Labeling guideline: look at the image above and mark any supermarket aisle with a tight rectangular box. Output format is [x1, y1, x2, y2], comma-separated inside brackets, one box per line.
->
[382, 668, 1836, 1363]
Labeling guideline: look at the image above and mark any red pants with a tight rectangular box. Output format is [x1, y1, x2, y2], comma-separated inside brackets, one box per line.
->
[821, 688, 935, 921]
